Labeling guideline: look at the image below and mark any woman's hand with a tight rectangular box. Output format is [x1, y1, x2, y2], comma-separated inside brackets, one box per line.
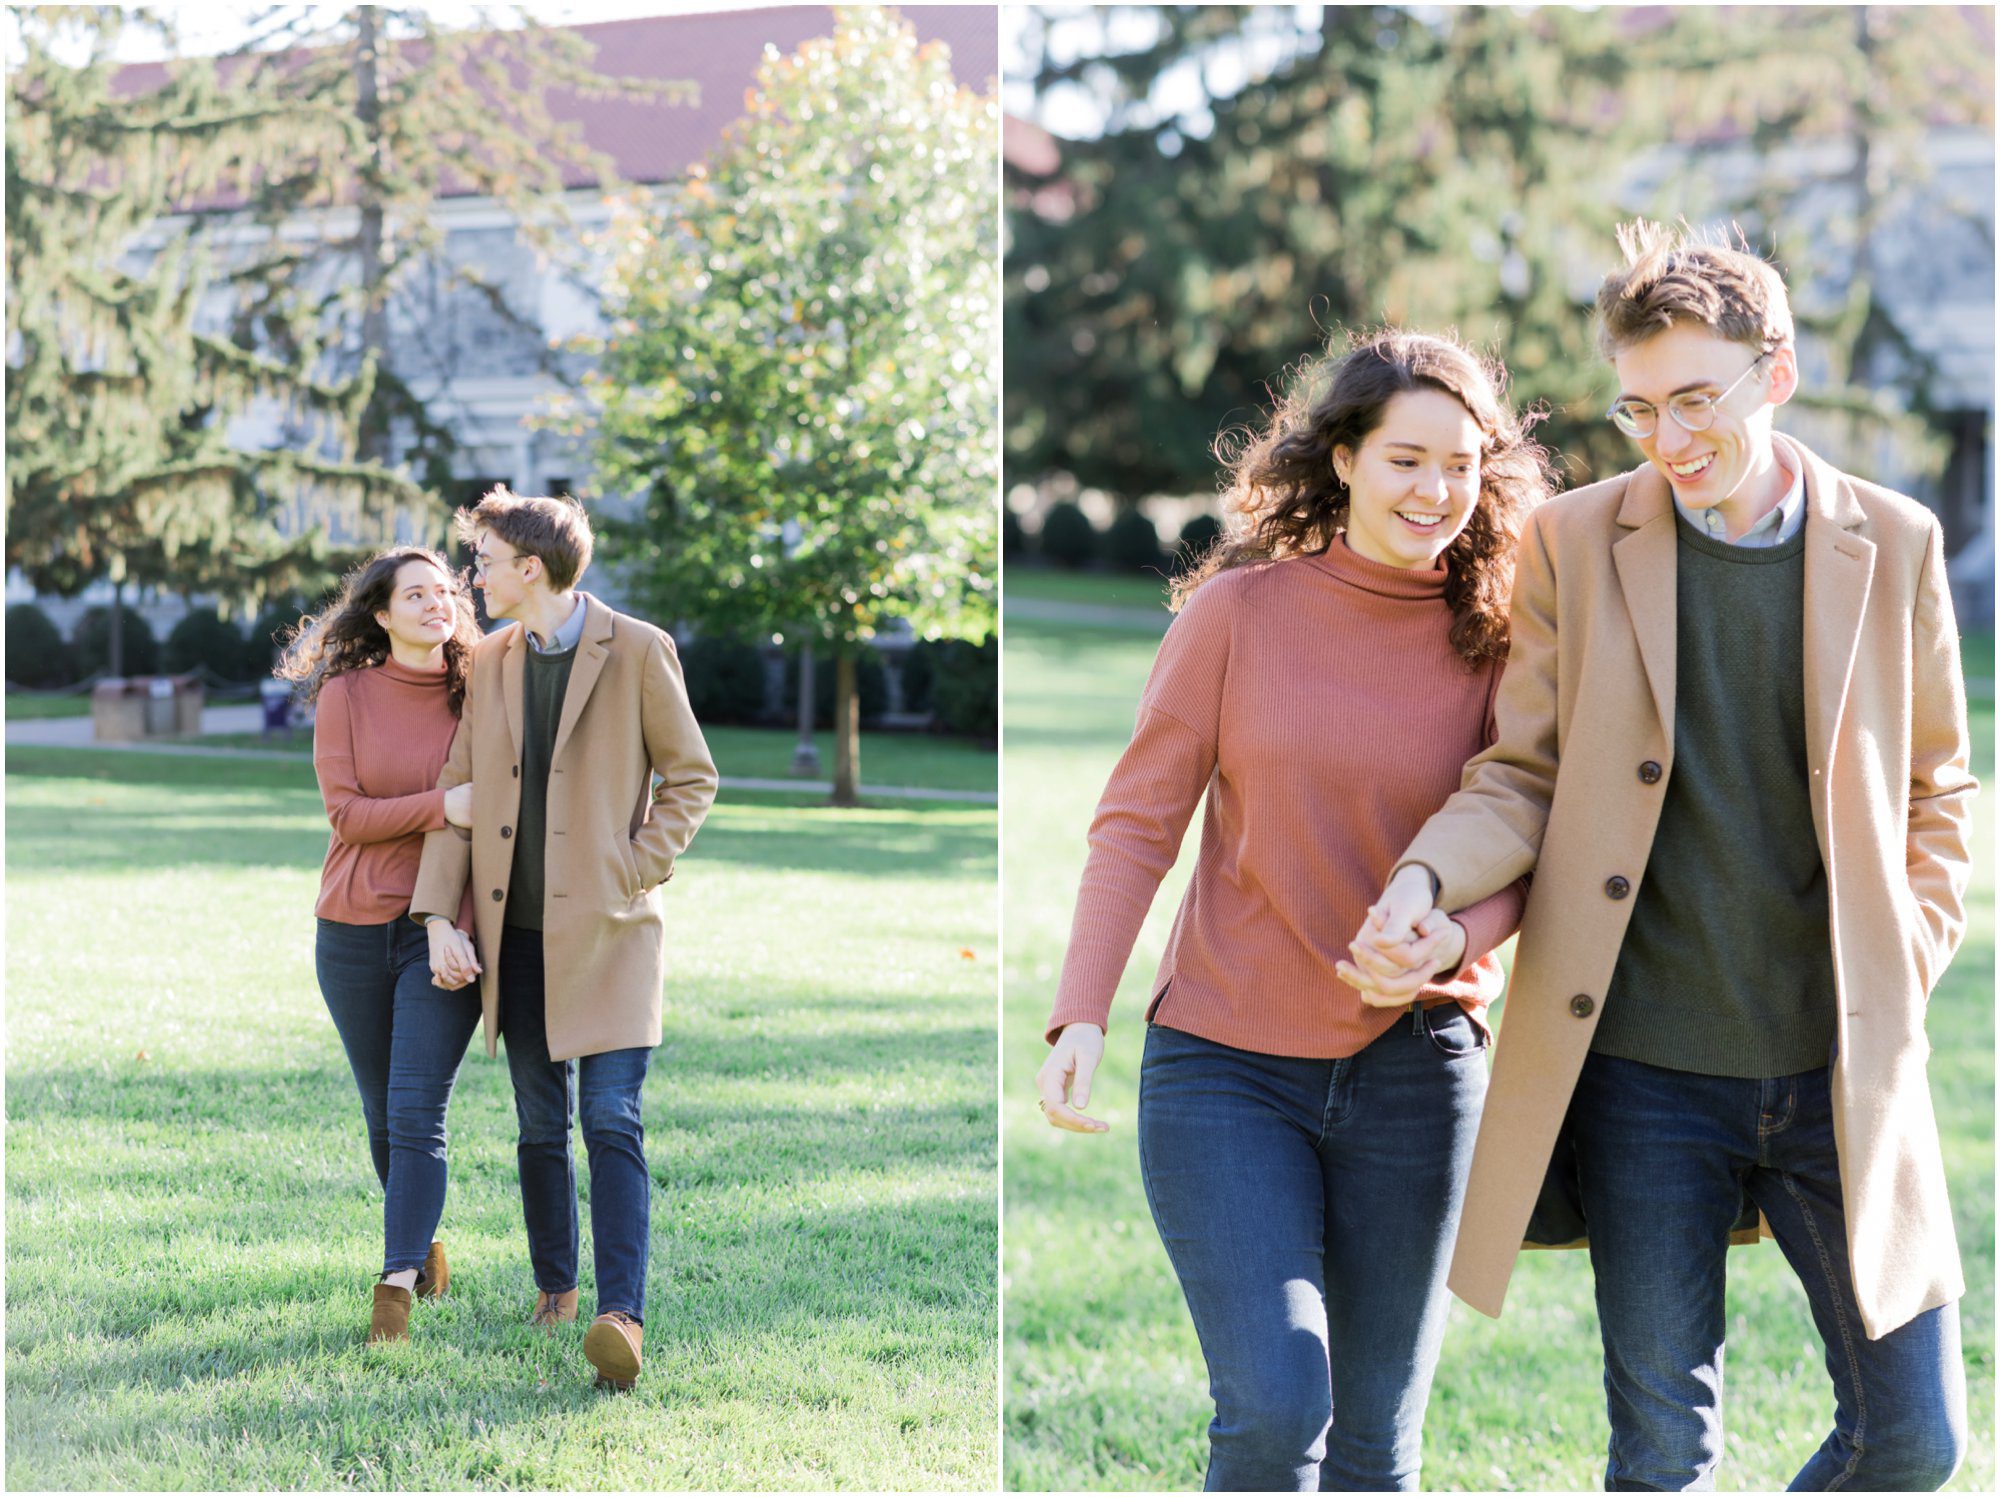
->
[443, 782, 474, 828]
[427, 920, 482, 989]
[1036, 1022, 1110, 1133]
[1338, 909, 1466, 1007]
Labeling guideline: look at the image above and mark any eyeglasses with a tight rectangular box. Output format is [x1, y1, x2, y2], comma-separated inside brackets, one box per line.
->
[1606, 352, 1769, 439]
[471, 552, 529, 582]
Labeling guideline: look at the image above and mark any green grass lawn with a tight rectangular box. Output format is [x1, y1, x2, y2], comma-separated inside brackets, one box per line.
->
[1001, 614, 1995, 1492]
[4, 692, 94, 719]
[1004, 565, 1179, 612]
[6, 748, 998, 1491]
[178, 725, 996, 797]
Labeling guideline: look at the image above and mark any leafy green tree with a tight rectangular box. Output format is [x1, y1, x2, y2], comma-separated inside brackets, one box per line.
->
[586, 6, 997, 806]
[5, 7, 422, 672]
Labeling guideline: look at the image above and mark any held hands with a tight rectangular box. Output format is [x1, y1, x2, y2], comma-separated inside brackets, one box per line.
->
[1036, 1022, 1110, 1134]
[443, 782, 474, 829]
[1337, 865, 1466, 1007]
[426, 919, 482, 990]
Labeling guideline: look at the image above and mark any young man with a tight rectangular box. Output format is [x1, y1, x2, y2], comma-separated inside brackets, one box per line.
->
[410, 488, 718, 1391]
[1347, 222, 1974, 1489]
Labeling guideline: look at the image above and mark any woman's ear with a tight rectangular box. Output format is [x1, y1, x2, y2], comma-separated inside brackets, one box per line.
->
[1331, 445, 1352, 487]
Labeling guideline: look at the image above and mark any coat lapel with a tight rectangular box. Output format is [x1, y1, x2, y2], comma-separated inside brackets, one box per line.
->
[500, 625, 526, 761]
[1790, 434, 1873, 781]
[1610, 466, 1679, 740]
[549, 593, 615, 769]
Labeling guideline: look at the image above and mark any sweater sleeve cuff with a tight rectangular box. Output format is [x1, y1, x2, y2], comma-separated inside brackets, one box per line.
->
[1045, 993, 1114, 1047]
[1443, 878, 1527, 977]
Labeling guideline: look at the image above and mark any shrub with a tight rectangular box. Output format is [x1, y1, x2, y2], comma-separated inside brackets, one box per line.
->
[900, 639, 937, 714]
[1002, 507, 1026, 558]
[1175, 513, 1224, 573]
[680, 634, 772, 725]
[1038, 501, 1097, 569]
[930, 634, 997, 740]
[246, 597, 313, 679]
[164, 608, 250, 682]
[6, 603, 74, 688]
[71, 605, 159, 678]
[1104, 507, 1164, 572]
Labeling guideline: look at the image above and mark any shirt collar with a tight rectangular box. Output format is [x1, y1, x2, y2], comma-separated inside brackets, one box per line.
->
[1671, 452, 1804, 548]
[527, 592, 587, 653]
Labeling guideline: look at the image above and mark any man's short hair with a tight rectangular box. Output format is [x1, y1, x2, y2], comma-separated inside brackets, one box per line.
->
[455, 486, 593, 592]
[1595, 219, 1794, 360]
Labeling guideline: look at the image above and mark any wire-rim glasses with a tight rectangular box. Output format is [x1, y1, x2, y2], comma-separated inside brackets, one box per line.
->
[1606, 351, 1770, 439]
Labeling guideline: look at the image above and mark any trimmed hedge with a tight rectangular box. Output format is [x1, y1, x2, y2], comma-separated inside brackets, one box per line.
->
[680, 634, 771, 725]
[6, 603, 74, 688]
[929, 634, 997, 740]
[1038, 501, 1096, 568]
[164, 608, 251, 682]
[1003, 507, 1026, 558]
[71, 605, 159, 678]
[1105, 507, 1164, 572]
[1176, 513, 1224, 572]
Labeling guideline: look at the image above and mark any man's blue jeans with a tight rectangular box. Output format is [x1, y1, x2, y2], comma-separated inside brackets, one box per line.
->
[1137, 1008, 1489, 1492]
[497, 926, 654, 1323]
[1571, 1050, 1965, 1492]
[314, 917, 483, 1275]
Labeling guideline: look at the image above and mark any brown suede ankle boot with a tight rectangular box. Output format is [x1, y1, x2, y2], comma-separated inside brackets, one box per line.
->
[413, 1240, 449, 1299]
[583, 1311, 643, 1391]
[368, 1282, 412, 1344]
[528, 1288, 579, 1330]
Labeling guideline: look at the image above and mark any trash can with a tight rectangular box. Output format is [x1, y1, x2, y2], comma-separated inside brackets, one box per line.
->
[260, 678, 295, 736]
[91, 679, 148, 743]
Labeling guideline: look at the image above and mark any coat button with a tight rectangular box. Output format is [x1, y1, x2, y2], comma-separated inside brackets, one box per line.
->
[1638, 761, 1662, 784]
[1570, 994, 1595, 1018]
[500, 826, 513, 840]
[512, 765, 520, 778]
[1605, 876, 1630, 899]
[491, 889, 504, 902]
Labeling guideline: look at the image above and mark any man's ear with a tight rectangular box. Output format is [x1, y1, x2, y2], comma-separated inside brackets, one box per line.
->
[1764, 343, 1799, 410]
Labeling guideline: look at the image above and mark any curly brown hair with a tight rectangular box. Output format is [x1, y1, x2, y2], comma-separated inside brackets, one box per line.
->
[273, 548, 479, 714]
[1175, 328, 1553, 668]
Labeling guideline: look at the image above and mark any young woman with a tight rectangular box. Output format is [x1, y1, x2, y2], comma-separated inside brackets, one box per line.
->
[1034, 330, 1552, 1491]
[278, 547, 485, 1345]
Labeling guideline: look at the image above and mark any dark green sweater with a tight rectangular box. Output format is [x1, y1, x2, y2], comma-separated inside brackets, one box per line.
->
[504, 640, 578, 932]
[1594, 513, 1838, 1077]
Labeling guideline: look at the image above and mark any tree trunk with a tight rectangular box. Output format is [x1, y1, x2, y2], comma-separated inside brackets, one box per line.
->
[354, 5, 389, 467]
[831, 649, 860, 807]
[108, 575, 125, 679]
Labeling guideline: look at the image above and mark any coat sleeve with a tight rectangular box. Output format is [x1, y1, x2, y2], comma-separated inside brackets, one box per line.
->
[1905, 516, 1977, 996]
[408, 702, 475, 927]
[631, 630, 719, 890]
[313, 676, 449, 846]
[1397, 505, 1561, 910]
[1045, 582, 1230, 1042]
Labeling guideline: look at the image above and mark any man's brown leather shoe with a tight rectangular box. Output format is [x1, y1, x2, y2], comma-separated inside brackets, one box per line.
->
[583, 1311, 643, 1391]
[529, 1288, 579, 1330]
[368, 1282, 412, 1344]
[413, 1240, 449, 1300]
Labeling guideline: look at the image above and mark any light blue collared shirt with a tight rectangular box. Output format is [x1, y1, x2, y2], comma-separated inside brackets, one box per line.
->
[527, 592, 588, 653]
[1673, 457, 1805, 548]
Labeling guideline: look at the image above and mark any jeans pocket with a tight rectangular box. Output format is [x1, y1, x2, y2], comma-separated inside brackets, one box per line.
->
[1423, 1003, 1484, 1060]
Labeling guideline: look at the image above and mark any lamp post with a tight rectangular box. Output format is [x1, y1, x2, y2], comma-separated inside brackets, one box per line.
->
[783, 518, 821, 776]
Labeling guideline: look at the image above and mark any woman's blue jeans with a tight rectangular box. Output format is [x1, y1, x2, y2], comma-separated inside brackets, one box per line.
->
[314, 917, 483, 1275]
[1137, 1008, 1489, 1492]
[1572, 1050, 1966, 1492]
[496, 926, 655, 1323]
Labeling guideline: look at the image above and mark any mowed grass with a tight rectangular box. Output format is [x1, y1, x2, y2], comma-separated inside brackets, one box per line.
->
[6, 748, 998, 1491]
[1002, 612, 1995, 1492]
[178, 725, 997, 797]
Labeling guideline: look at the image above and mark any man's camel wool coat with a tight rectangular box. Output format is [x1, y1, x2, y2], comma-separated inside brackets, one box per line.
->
[1399, 434, 1976, 1341]
[412, 594, 718, 1062]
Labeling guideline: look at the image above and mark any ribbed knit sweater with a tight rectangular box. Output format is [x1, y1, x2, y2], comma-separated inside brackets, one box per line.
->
[312, 658, 473, 930]
[1046, 539, 1526, 1059]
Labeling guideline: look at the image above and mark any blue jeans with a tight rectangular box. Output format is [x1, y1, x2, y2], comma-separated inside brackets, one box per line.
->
[497, 926, 654, 1323]
[314, 917, 483, 1275]
[1572, 1051, 1966, 1492]
[1137, 1009, 1489, 1492]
